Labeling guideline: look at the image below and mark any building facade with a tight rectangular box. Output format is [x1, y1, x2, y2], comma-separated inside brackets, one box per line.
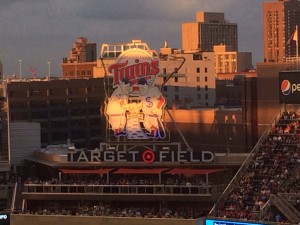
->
[263, 0, 300, 62]
[214, 45, 252, 73]
[1, 78, 105, 150]
[0, 60, 2, 80]
[158, 47, 216, 109]
[62, 37, 97, 79]
[182, 12, 238, 52]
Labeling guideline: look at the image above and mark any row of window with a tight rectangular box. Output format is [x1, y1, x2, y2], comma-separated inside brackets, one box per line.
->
[67, 70, 92, 76]
[172, 85, 209, 92]
[173, 94, 209, 101]
[163, 76, 209, 83]
[9, 87, 102, 98]
[163, 67, 208, 74]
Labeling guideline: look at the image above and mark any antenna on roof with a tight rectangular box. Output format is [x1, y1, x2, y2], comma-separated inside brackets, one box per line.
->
[164, 40, 168, 48]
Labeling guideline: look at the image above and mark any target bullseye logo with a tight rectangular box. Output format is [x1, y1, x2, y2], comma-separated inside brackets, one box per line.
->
[142, 149, 155, 163]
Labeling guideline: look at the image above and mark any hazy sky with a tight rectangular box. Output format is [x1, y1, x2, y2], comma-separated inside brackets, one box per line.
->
[0, 0, 273, 77]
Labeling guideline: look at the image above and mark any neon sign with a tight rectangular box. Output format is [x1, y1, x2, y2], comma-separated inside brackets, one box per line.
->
[68, 149, 215, 163]
[105, 48, 166, 140]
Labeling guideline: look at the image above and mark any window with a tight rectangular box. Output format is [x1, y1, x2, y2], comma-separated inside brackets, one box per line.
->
[205, 76, 208, 82]
[175, 77, 178, 82]
[193, 54, 202, 60]
[197, 94, 201, 100]
[175, 86, 179, 92]
[175, 95, 179, 100]
[205, 67, 208, 73]
[197, 85, 201, 91]
[163, 86, 167, 92]
[205, 85, 208, 90]
[196, 77, 200, 82]
[205, 94, 208, 100]
[163, 68, 167, 74]
[196, 67, 200, 73]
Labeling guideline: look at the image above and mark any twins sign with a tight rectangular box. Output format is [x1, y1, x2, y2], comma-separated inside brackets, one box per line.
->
[105, 48, 166, 140]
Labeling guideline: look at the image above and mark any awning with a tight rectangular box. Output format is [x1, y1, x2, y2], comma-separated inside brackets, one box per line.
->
[113, 168, 167, 174]
[60, 168, 112, 174]
[165, 168, 225, 175]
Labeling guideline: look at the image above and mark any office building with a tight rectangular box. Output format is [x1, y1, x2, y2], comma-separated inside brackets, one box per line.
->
[0, 60, 2, 80]
[0, 78, 105, 150]
[62, 37, 97, 79]
[159, 46, 216, 108]
[214, 45, 252, 73]
[263, 0, 300, 62]
[182, 12, 238, 52]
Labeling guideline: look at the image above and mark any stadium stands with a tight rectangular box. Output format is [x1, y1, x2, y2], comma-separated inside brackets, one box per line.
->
[210, 109, 300, 223]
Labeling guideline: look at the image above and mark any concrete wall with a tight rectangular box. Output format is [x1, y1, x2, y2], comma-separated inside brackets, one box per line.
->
[10, 214, 197, 225]
[165, 109, 253, 153]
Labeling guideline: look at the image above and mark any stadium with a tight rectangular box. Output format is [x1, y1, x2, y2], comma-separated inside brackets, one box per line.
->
[0, 48, 299, 225]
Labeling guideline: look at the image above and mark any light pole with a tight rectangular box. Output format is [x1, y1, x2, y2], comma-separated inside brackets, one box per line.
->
[47, 61, 51, 80]
[75, 62, 77, 79]
[18, 60, 22, 79]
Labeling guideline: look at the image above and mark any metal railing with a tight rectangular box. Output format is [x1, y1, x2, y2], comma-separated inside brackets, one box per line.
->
[23, 183, 227, 196]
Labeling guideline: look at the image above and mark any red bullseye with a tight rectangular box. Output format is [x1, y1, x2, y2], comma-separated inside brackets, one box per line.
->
[142, 150, 155, 164]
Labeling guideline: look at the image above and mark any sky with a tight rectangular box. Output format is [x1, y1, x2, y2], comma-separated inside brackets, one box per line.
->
[0, 0, 273, 78]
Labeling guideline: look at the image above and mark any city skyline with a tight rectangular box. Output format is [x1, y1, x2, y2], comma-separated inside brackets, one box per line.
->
[0, 0, 273, 77]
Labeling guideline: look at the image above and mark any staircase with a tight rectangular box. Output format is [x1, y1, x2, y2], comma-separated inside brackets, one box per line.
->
[270, 194, 300, 224]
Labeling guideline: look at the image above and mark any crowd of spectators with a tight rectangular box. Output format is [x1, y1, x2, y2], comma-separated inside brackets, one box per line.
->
[280, 173, 300, 194]
[23, 173, 210, 187]
[214, 110, 300, 222]
[15, 202, 206, 219]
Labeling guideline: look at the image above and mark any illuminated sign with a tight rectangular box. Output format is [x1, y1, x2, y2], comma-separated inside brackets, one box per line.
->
[279, 71, 300, 103]
[68, 149, 214, 163]
[205, 219, 268, 225]
[105, 48, 166, 140]
[0, 213, 10, 225]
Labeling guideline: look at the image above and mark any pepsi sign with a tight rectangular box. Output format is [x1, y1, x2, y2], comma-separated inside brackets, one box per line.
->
[279, 71, 300, 103]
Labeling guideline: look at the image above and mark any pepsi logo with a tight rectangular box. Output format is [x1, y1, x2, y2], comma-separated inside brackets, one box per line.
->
[281, 80, 291, 95]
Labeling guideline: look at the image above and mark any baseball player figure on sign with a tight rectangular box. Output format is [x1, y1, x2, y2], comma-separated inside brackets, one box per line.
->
[138, 78, 166, 139]
[105, 78, 132, 137]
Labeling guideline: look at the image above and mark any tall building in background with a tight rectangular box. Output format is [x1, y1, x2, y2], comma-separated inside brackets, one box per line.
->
[263, 0, 300, 62]
[0, 60, 3, 80]
[182, 12, 238, 52]
[159, 44, 216, 108]
[214, 45, 252, 73]
[62, 37, 97, 79]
